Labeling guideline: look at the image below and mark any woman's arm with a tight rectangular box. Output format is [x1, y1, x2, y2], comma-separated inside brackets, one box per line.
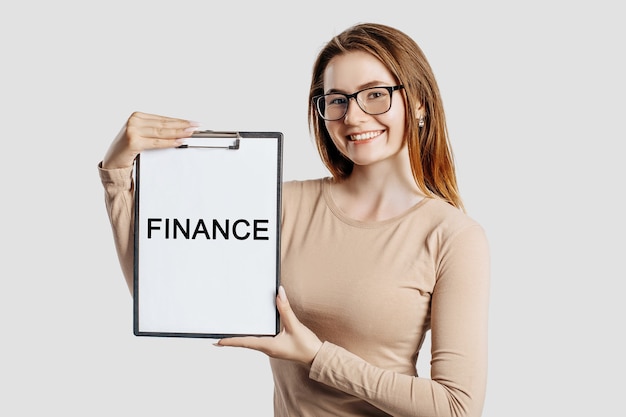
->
[99, 164, 135, 293]
[310, 225, 490, 416]
[219, 224, 490, 417]
[99, 112, 200, 294]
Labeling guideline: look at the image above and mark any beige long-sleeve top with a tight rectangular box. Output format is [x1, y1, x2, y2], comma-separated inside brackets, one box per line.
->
[99, 164, 490, 417]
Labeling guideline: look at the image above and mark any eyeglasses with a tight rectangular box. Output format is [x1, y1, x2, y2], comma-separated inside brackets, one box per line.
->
[313, 85, 404, 121]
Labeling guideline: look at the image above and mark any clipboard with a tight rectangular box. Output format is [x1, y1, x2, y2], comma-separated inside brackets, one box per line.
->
[133, 130, 283, 338]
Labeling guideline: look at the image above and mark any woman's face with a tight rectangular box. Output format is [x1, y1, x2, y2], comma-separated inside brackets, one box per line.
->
[322, 51, 407, 169]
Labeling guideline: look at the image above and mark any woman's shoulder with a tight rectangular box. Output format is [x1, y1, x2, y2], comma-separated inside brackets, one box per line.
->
[420, 197, 485, 238]
[281, 177, 329, 217]
[283, 177, 328, 198]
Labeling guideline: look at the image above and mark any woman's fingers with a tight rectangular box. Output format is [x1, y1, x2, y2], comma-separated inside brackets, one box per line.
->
[216, 335, 277, 354]
[127, 111, 200, 141]
[274, 286, 299, 330]
[102, 111, 201, 169]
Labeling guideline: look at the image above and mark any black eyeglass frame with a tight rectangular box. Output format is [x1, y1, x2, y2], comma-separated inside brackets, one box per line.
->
[312, 85, 405, 121]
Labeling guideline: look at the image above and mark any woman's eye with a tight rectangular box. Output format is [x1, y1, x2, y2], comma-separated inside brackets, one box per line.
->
[329, 97, 347, 106]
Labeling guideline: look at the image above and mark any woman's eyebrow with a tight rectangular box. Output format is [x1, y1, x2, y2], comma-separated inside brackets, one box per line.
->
[324, 80, 394, 95]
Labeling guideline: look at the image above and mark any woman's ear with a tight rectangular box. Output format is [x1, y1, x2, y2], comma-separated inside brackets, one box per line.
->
[414, 102, 425, 120]
[415, 103, 425, 127]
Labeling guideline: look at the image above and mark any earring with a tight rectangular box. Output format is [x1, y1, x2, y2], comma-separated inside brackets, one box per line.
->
[418, 116, 425, 128]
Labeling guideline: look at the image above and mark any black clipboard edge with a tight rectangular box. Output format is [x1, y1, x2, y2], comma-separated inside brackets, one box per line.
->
[132, 131, 283, 339]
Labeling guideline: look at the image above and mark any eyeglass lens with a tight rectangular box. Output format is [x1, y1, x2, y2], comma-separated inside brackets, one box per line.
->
[317, 87, 393, 121]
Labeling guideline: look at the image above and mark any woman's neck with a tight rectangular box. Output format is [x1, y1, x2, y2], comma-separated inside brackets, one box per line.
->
[331, 148, 424, 222]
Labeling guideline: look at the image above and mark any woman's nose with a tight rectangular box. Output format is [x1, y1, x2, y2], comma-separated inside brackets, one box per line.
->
[343, 97, 368, 124]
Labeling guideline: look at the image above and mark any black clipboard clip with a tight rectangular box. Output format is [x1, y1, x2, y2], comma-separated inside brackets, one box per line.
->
[178, 130, 241, 150]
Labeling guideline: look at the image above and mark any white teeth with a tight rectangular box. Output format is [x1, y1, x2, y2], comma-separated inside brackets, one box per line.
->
[350, 131, 381, 141]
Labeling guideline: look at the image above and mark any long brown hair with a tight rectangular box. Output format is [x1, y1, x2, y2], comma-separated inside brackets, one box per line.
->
[308, 23, 464, 211]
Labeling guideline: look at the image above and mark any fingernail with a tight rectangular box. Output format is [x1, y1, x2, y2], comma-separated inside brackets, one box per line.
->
[184, 126, 201, 133]
[189, 120, 202, 126]
[213, 342, 223, 347]
[278, 286, 286, 301]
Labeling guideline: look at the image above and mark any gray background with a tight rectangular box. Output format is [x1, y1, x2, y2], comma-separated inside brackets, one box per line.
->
[1, 1, 623, 415]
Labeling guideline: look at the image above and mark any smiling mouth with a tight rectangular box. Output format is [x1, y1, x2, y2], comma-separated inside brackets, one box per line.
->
[349, 130, 383, 141]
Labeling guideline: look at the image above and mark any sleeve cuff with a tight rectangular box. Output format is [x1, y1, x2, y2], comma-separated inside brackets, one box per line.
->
[309, 341, 342, 382]
[97, 161, 134, 189]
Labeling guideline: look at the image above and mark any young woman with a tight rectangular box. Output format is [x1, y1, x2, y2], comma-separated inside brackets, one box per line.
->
[99, 23, 490, 417]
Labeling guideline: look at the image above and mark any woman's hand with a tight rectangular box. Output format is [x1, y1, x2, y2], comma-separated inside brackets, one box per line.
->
[102, 111, 200, 169]
[216, 286, 323, 366]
